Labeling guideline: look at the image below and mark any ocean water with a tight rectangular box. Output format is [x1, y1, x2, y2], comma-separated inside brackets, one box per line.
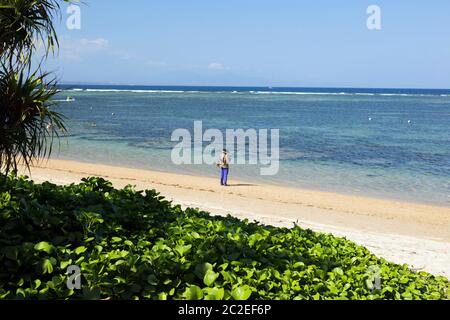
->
[53, 85, 450, 206]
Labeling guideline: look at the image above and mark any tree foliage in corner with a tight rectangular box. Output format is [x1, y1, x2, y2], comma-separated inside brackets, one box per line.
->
[0, 0, 68, 175]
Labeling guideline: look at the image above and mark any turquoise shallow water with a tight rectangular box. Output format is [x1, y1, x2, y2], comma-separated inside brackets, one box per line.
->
[53, 85, 450, 206]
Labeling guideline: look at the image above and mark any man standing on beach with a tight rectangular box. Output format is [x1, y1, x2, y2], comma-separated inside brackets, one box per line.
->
[218, 149, 230, 186]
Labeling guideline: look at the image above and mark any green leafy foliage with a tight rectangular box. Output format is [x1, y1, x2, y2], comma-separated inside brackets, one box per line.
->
[0, 176, 448, 300]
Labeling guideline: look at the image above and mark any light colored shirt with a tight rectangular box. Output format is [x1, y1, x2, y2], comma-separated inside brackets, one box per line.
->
[219, 153, 229, 169]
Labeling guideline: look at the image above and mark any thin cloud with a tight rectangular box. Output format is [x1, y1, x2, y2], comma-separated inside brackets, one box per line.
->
[208, 63, 225, 70]
[78, 38, 109, 48]
[59, 37, 109, 60]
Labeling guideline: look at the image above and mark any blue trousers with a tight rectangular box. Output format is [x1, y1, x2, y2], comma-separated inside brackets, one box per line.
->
[220, 168, 229, 185]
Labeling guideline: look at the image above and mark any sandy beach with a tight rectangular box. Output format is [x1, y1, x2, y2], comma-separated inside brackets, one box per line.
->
[23, 158, 450, 279]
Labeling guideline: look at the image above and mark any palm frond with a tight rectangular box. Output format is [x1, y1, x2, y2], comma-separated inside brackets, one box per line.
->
[0, 64, 66, 174]
[0, 0, 68, 66]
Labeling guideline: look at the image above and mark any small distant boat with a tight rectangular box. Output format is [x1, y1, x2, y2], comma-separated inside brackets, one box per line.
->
[66, 96, 75, 102]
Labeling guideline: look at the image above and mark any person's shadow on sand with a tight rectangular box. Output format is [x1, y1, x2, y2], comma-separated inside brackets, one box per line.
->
[226, 183, 257, 187]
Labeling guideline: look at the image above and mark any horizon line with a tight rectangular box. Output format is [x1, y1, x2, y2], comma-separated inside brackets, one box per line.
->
[58, 83, 450, 91]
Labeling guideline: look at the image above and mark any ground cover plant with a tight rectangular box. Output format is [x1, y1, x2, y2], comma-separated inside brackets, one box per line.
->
[0, 175, 448, 300]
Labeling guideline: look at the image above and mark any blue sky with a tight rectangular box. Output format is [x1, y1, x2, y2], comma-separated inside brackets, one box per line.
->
[47, 0, 450, 88]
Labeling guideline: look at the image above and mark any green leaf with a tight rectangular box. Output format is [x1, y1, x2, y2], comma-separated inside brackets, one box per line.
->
[34, 242, 54, 254]
[195, 263, 213, 279]
[220, 270, 237, 284]
[184, 285, 203, 300]
[147, 275, 158, 285]
[34, 279, 42, 290]
[203, 270, 219, 287]
[204, 287, 225, 300]
[74, 246, 87, 255]
[40, 258, 55, 274]
[333, 267, 344, 276]
[157, 293, 167, 300]
[174, 244, 192, 256]
[60, 259, 73, 270]
[231, 286, 252, 300]
[16, 288, 26, 298]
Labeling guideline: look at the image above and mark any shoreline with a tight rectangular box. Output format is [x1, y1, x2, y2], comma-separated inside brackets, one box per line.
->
[22, 158, 450, 278]
[53, 155, 450, 208]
